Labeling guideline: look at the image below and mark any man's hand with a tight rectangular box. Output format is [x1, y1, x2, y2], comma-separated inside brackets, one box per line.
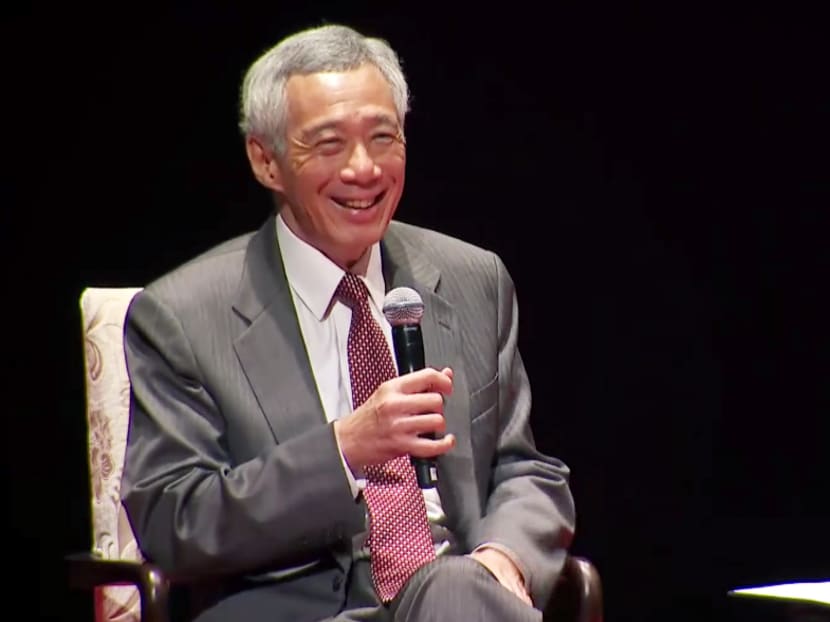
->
[468, 547, 533, 606]
[334, 367, 455, 472]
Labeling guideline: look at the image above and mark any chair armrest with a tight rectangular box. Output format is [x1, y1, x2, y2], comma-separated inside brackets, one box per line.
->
[565, 556, 603, 622]
[544, 555, 604, 622]
[66, 552, 170, 622]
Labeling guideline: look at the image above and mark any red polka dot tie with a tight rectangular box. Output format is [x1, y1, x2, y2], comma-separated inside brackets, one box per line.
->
[335, 273, 436, 603]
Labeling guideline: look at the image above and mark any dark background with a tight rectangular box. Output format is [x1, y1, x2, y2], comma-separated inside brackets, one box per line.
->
[3, 3, 828, 621]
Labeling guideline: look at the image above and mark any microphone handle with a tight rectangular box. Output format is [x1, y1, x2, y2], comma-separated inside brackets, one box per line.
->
[412, 457, 439, 490]
[391, 324, 438, 489]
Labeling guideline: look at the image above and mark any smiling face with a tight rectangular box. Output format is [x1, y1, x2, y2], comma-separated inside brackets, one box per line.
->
[247, 63, 406, 270]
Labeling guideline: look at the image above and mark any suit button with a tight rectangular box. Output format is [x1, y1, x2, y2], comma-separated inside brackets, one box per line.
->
[332, 574, 343, 592]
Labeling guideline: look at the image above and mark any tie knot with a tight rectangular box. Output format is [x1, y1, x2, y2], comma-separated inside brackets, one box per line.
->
[335, 272, 369, 309]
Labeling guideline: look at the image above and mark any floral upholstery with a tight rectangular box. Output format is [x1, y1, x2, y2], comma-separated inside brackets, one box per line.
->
[80, 287, 143, 622]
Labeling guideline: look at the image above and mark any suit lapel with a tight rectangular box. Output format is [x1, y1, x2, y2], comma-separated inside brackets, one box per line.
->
[232, 215, 326, 443]
[382, 224, 478, 538]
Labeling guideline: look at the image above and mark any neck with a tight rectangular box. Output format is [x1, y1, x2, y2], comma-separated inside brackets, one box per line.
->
[344, 249, 371, 276]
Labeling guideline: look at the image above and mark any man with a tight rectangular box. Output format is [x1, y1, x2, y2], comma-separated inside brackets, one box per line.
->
[121, 23, 574, 622]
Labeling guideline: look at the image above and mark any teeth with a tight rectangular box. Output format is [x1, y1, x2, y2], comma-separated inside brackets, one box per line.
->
[339, 198, 375, 209]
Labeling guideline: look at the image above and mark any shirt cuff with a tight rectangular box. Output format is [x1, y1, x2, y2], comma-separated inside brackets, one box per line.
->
[334, 426, 366, 499]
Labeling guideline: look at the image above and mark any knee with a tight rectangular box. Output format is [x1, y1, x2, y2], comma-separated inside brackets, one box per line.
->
[394, 556, 541, 622]
[401, 555, 491, 603]
[421, 555, 483, 589]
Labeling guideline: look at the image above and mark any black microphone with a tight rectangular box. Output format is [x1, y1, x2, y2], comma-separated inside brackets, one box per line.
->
[382, 287, 439, 489]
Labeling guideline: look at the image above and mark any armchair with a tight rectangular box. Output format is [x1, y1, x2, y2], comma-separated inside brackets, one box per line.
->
[67, 287, 603, 622]
[67, 286, 169, 622]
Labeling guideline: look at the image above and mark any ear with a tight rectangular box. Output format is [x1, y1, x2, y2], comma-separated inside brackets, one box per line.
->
[245, 136, 284, 193]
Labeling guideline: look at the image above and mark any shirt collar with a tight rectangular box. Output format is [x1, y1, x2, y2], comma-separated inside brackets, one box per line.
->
[275, 213, 387, 320]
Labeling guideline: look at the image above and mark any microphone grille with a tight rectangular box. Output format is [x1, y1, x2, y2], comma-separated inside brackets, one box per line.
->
[382, 287, 424, 326]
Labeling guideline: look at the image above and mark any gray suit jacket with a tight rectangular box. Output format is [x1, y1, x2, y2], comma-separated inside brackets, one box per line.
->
[121, 215, 574, 619]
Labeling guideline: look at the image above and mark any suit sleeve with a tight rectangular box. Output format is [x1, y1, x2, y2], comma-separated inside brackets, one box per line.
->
[466, 253, 576, 608]
[120, 289, 365, 579]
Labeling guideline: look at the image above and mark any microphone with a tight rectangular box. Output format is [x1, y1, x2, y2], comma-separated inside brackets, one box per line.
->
[382, 287, 439, 489]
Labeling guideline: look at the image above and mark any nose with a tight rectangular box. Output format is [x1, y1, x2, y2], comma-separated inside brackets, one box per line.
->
[341, 142, 381, 184]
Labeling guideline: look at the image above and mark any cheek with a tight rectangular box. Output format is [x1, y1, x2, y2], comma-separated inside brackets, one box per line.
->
[385, 152, 406, 182]
[293, 165, 335, 201]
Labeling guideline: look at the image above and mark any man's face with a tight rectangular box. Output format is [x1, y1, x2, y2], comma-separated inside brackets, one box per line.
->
[270, 64, 406, 270]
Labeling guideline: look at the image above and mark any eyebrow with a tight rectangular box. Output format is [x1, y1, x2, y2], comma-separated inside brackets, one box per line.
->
[301, 113, 399, 140]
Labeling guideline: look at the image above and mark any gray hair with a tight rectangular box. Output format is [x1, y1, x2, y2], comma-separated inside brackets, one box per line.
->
[239, 24, 410, 155]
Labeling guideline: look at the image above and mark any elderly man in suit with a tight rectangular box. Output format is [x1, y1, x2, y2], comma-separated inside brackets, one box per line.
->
[121, 23, 574, 622]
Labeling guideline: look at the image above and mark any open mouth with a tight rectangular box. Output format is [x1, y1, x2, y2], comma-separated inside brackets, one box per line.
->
[332, 190, 386, 210]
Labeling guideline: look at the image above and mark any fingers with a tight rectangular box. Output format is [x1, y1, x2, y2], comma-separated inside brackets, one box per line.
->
[394, 366, 453, 396]
[388, 409, 444, 433]
[409, 432, 455, 458]
[503, 577, 533, 606]
[385, 411, 451, 456]
[338, 366, 455, 469]
[373, 367, 450, 419]
[388, 391, 445, 416]
[467, 549, 533, 606]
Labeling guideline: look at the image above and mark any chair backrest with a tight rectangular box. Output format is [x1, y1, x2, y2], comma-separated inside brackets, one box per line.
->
[81, 287, 144, 622]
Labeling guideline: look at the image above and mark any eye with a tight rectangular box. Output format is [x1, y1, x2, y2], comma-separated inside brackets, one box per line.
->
[372, 132, 397, 145]
[316, 138, 344, 154]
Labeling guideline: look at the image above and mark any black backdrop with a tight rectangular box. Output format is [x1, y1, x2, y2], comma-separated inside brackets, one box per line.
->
[3, 4, 828, 621]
